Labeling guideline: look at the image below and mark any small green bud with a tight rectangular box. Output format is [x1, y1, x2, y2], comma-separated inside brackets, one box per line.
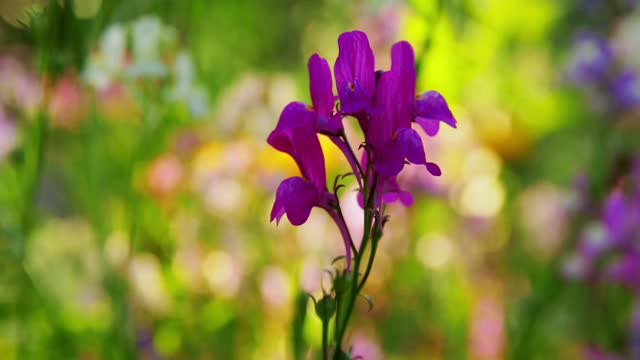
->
[315, 295, 336, 322]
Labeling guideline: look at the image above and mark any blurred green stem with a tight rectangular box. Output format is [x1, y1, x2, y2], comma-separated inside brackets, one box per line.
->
[16, 108, 49, 359]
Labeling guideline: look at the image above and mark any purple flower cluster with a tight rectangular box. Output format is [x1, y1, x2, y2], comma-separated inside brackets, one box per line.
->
[566, 159, 640, 357]
[566, 19, 640, 113]
[267, 31, 456, 270]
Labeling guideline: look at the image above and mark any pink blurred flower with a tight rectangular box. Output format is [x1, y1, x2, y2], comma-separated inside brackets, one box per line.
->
[146, 154, 184, 196]
[584, 346, 622, 360]
[48, 74, 89, 130]
[469, 296, 504, 360]
[349, 333, 383, 360]
[0, 52, 42, 114]
[0, 105, 17, 159]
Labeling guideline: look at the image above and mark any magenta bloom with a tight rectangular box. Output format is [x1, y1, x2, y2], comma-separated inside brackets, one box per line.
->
[268, 75, 353, 270]
[268, 105, 329, 226]
[366, 41, 444, 178]
[267, 30, 457, 269]
[334, 31, 376, 114]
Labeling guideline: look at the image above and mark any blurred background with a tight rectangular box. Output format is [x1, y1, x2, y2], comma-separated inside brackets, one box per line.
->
[1, 0, 639, 359]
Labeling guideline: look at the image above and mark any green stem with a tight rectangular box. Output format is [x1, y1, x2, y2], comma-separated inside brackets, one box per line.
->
[357, 232, 380, 292]
[333, 174, 378, 356]
[17, 110, 48, 360]
[322, 319, 329, 360]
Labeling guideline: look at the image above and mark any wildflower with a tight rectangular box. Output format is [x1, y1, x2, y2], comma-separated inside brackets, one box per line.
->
[365, 41, 442, 178]
[267, 108, 353, 269]
[268, 104, 329, 226]
[566, 32, 612, 85]
[612, 70, 640, 111]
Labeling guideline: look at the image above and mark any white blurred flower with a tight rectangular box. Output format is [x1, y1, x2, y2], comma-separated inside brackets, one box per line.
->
[100, 24, 126, 73]
[169, 52, 208, 117]
[201, 250, 243, 298]
[132, 16, 163, 62]
[129, 253, 172, 314]
[518, 183, 570, 258]
[612, 13, 640, 69]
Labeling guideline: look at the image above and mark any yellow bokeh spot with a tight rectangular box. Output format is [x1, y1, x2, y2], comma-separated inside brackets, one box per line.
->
[417, 233, 453, 270]
[458, 175, 505, 218]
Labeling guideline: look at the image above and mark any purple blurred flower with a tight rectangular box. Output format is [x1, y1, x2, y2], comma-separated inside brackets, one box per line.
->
[349, 333, 382, 360]
[136, 329, 162, 360]
[566, 32, 612, 85]
[607, 250, 640, 292]
[612, 70, 640, 110]
[584, 346, 623, 360]
[0, 53, 42, 114]
[603, 188, 640, 245]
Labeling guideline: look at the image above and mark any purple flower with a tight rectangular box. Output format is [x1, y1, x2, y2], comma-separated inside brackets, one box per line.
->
[367, 41, 442, 178]
[566, 32, 612, 85]
[267, 30, 457, 270]
[606, 250, 640, 292]
[334, 31, 376, 114]
[612, 70, 640, 110]
[603, 188, 640, 245]
[267, 89, 353, 270]
[268, 105, 329, 226]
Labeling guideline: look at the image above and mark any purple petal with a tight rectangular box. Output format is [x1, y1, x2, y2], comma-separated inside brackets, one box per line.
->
[381, 192, 398, 203]
[308, 54, 334, 118]
[398, 191, 414, 206]
[425, 162, 441, 176]
[270, 193, 286, 224]
[390, 41, 416, 128]
[375, 138, 405, 177]
[380, 191, 413, 206]
[606, 252, 640, 291]
[379, 177, 414, 207]
[272, 177, 319, 226]
[414, 117, 440, 136]
[267, 102, 315, 156]
[291, 125, 327, 192]
[334, 31, 375, 114]
[414, 91, 457, 136]
[317, 112, 343, 134]
[395, 128, 425, 165]
[367, 71, 397, 150]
